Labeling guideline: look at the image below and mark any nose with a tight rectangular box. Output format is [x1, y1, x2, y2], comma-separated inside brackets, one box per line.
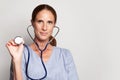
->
[42, 23, 47, 31]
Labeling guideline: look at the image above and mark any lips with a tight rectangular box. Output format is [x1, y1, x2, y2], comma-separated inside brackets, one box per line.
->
[40, 32, 48, 36]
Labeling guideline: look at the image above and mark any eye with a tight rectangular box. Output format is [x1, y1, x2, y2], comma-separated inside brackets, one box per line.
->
[37, 20, 43, 23]
[48, 21, 53, 24]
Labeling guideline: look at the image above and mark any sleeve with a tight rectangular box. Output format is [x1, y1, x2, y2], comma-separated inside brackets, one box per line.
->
[63, 49, 79, 80]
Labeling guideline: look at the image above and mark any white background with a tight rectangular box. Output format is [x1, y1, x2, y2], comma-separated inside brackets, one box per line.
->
[0, 0, 120, 80]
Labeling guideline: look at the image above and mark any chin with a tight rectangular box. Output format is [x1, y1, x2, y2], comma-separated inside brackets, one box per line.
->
[39, 36, 49, 41]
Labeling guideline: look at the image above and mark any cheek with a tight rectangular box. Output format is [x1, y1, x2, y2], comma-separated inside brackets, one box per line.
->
[49, 27, 54, 33]
[32, 22, 40, 29]
[33, 27, 40, 35]
[33, 26, 41, 32]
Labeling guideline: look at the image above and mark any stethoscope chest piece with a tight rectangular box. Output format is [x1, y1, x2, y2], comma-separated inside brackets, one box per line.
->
[14, 36, 24, 45]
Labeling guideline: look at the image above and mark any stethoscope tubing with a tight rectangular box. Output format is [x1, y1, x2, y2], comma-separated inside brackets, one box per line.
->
[24, 43, 48, 80]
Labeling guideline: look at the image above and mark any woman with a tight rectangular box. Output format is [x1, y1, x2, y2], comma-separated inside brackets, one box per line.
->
[6, 4, 79, 80]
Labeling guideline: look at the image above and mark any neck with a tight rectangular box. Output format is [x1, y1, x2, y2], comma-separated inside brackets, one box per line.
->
[34, 38, 50, 50]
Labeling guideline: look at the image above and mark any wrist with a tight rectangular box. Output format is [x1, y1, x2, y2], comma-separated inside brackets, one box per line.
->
[12, 58, 22, 65]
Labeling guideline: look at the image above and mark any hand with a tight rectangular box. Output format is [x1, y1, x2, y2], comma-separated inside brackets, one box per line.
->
[6, 39, 24, 63]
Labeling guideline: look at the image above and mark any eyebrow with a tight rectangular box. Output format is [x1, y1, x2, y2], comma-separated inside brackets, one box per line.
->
[37, 20, 43, 22]
[48, 20, 53, 23]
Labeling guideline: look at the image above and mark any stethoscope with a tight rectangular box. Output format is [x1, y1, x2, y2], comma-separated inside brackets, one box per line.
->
[14, 25, 60, 80]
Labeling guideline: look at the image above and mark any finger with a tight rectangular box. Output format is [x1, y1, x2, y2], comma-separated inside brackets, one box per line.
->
[6, 40, 12, 47]
[11, 40, 17, 45]
[6, 39, 17, 47]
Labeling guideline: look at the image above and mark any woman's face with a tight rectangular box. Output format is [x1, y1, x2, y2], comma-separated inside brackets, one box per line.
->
[32, 9, 55, 41]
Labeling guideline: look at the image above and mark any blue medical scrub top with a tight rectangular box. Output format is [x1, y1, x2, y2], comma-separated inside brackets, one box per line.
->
[10, 45, 79, 80]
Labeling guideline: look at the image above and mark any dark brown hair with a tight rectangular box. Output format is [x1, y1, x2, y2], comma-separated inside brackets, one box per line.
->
[31, 4, 57, 23]
[32, 4, 57, 46]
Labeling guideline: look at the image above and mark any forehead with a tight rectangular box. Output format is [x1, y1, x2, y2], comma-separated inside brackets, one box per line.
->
[35, 9, 55, 20]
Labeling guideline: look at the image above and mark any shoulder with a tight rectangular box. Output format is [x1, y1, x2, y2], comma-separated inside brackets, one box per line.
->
[23, 44, 29, 53]
[23, 44, 33, 55]
[22, 45, 32, 61]
[54, 46, 71, 55]
[54, 46, 73, 60]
